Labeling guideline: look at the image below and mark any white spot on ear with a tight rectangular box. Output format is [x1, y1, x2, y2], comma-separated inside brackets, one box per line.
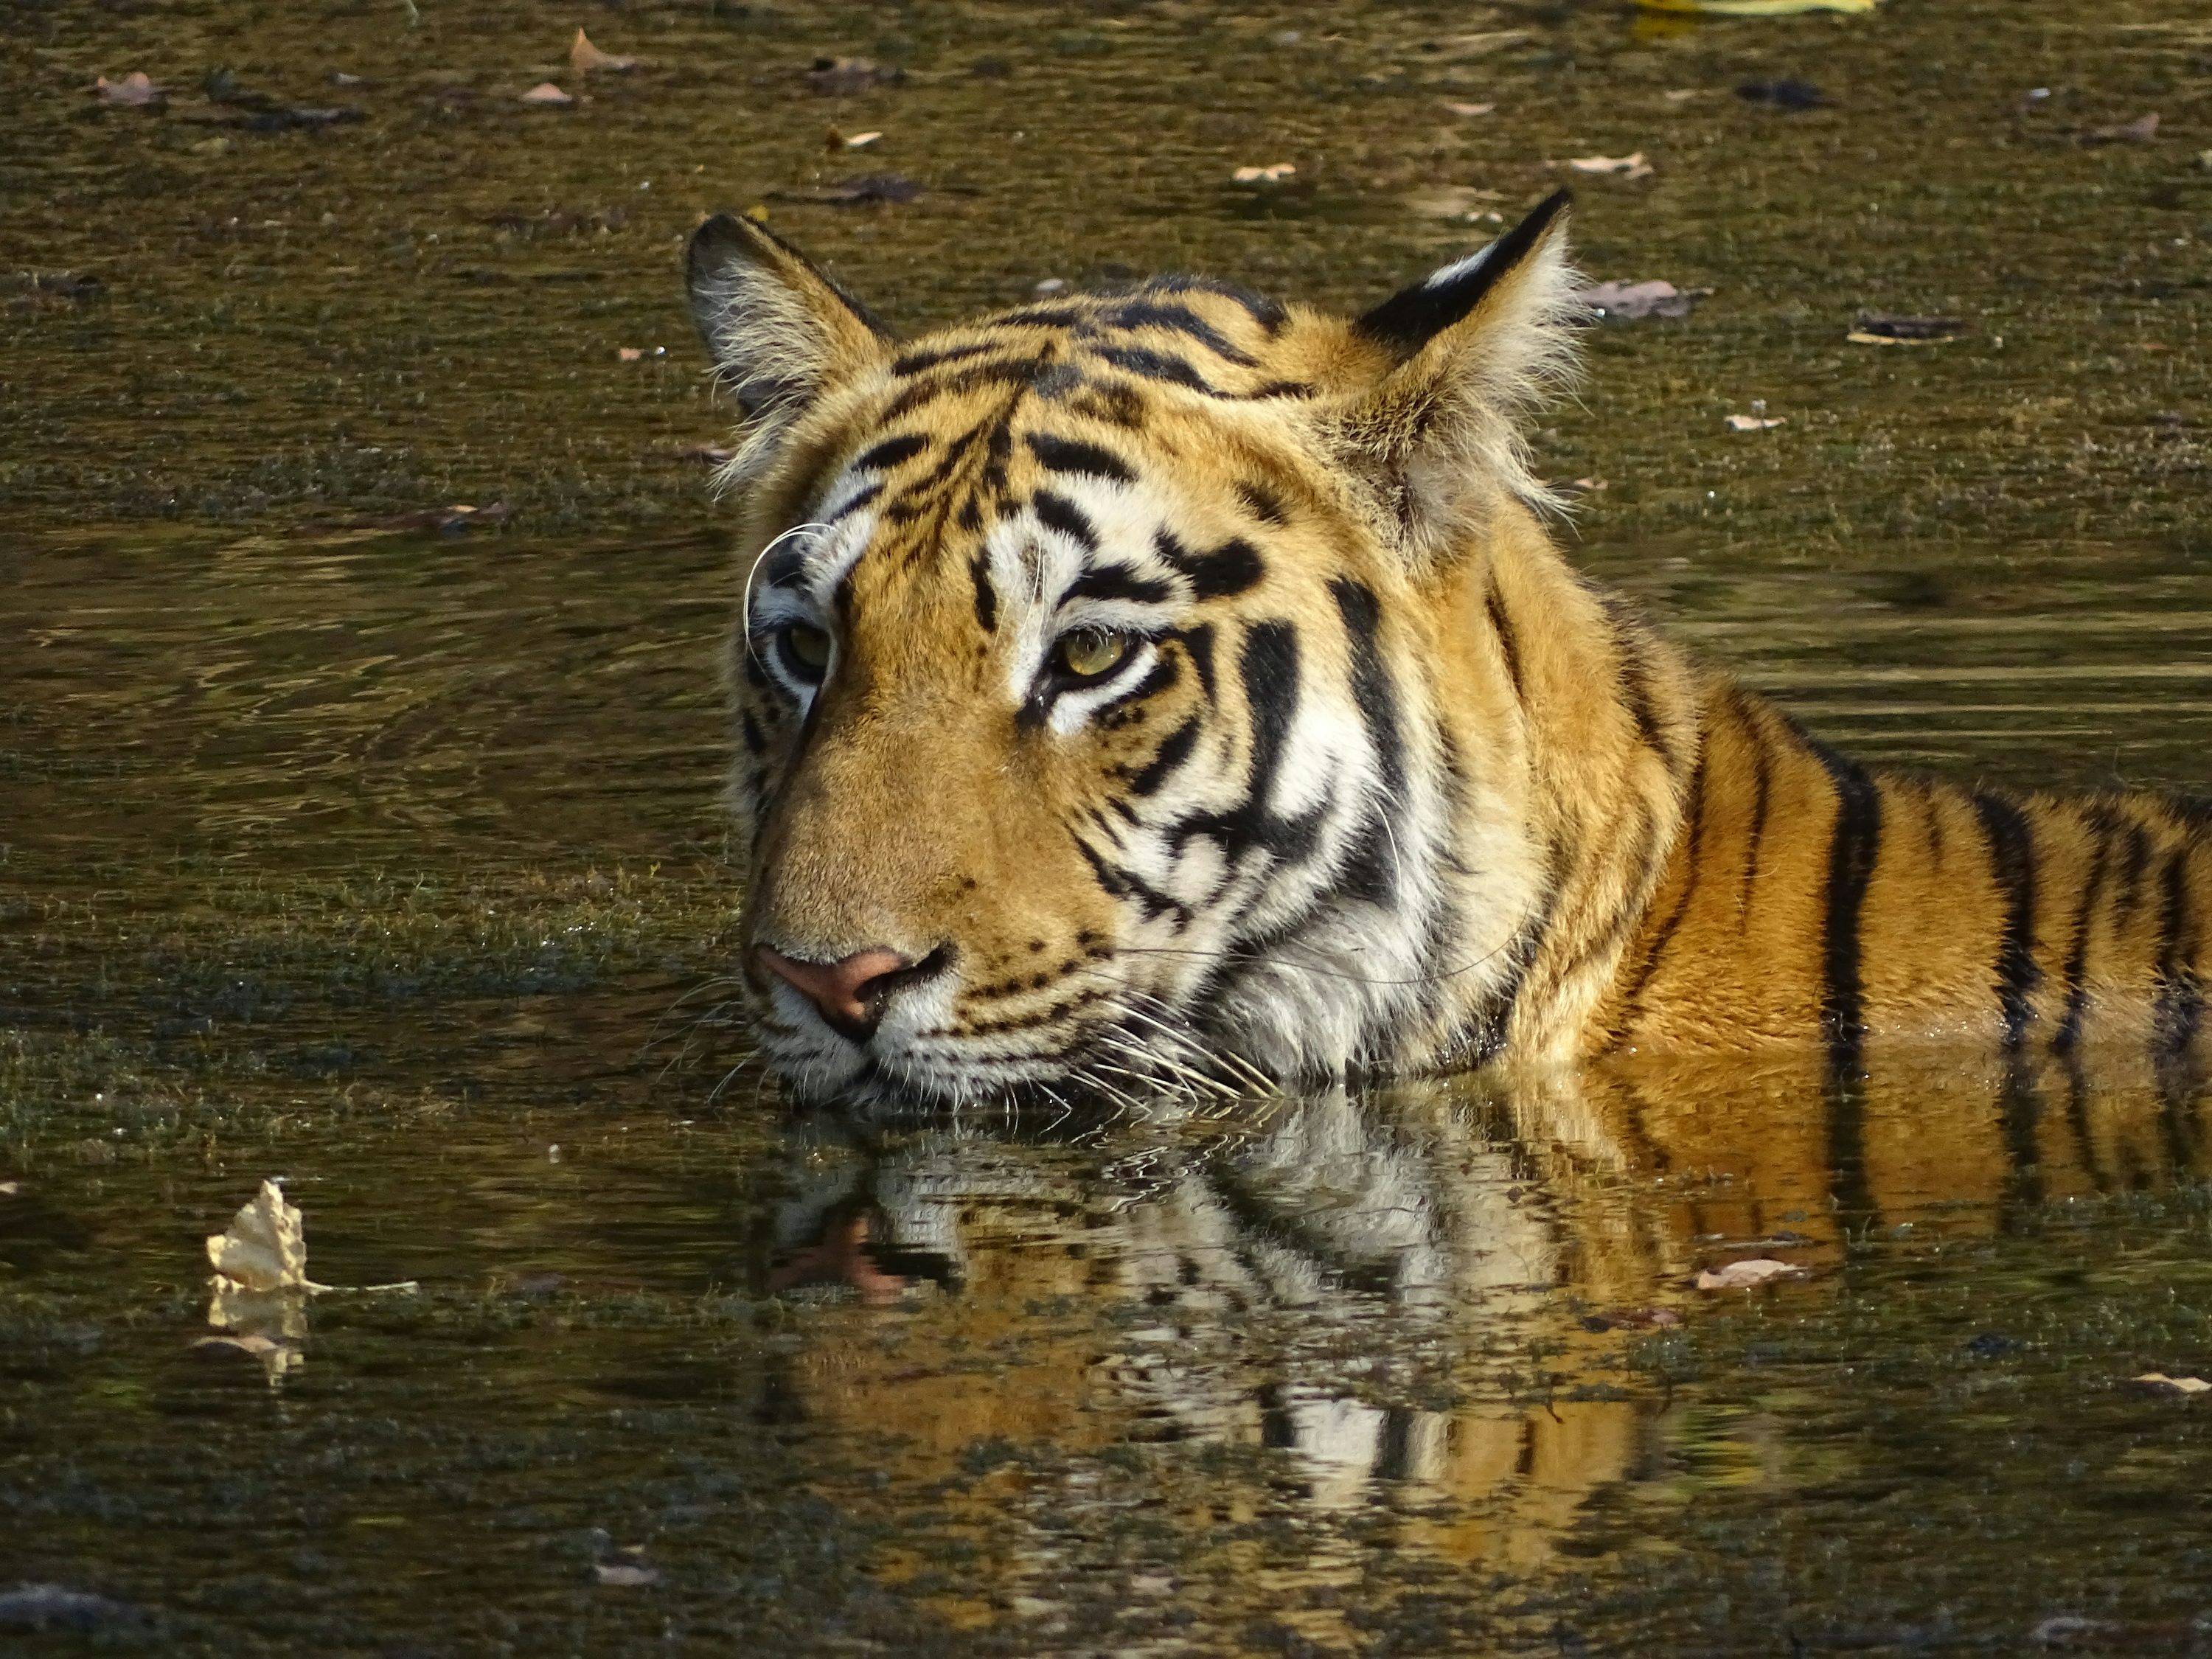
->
[1422, 243, 1496, 292]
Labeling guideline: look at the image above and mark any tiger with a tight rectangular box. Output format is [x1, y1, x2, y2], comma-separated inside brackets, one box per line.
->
[684, 189, 2212, 1111]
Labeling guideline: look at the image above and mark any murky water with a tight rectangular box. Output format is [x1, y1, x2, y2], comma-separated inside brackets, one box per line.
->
[7, 0, 2212, 1652]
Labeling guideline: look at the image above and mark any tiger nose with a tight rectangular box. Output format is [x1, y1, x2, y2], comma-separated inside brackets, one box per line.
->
[754, 945, 931, 1041]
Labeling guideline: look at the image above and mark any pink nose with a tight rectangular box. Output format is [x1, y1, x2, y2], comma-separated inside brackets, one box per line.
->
[754, 946, 917, 1039]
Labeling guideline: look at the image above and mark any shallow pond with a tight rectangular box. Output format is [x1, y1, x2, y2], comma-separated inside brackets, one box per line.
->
[6, 1, 2212, 1653]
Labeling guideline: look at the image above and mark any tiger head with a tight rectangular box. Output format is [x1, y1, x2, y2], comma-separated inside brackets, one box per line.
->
[687, 194, 1619, 1107]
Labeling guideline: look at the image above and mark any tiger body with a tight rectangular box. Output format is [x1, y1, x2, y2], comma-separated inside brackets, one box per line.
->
[686, 195, 2211, 1108]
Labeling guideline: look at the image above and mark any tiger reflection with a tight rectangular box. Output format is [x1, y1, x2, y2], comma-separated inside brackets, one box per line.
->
[759, 1045, 2212, 1597]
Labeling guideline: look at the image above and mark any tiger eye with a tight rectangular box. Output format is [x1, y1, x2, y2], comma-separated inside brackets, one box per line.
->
[781, 622, 832, 678]
[1054, 627, 1131, 681]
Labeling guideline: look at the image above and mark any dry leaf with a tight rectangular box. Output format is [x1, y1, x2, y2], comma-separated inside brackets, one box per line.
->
[594, 1562, 660, 1587]
[1725, 414, 1787, 431]
[1566, 152, 1653, 180]
[206, 1179, 310, 1292]
[94, 72, 164, 108]
[1638, 0, 1879, 14]
[1441, 100, 1495, 116]
[1848, 313, 1966, 346]
[372, 502, 512, 534]
[1580, 278, 1708, 321]
[2084, 112, 2159, 145]
[570, 29, 636, 74]
[1695, 1256, 1804, 1288]
[519, 82, 574, 107]
[830, 128, 883, 150]
[767, 175, 922, 206]
[617, 347, 643, 362]
[1233, 163, 1296, 184]
[2131, 1372, 2212, 1395]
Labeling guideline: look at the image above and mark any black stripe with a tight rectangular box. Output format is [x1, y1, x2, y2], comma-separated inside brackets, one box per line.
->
[1736, 693, 1774, 925]
[1972, 790, 2042, 1049]
[853, 433, 928, 473]
[1161, 622, 1322, 865]
[1610, 758, 1708, 1032]
[1128, 717, 1202, 797]
[2053, 808, 2117, 1056]
[1156, 529, 1263, 600]
[1329, 577, 1407, 802]
[762, 540, 811, 589]
[1093, 343, 1217, 394]
[1144, 275, 1287, 333]
[1180, 623, 1217, 702]
[1809, 737, 1882, 1081]
[1032, 490, 1099, 552]
[1100, 299, 1259, 366]
[2152, 846, 2204, 1065]
[1485, 580, 1525, 706]
[1026, 432, 1134, 484]
[1234, 481, 1288, 526]
[879, 356, 1048, 422]
[821, 479, 883, 527]
[1071, 832, 1191, 927]
[1066, 562, 1174, 606]
[969, 554, 998, 633]
[891, 341, 995, 377]
[1459, 849, 1562, 1066]
[1068, 381, 1146, 428]
[2112, 812, 2154, 928]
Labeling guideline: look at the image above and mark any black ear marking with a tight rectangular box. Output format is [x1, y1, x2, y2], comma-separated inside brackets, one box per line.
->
[1352, 189, 1572, 356]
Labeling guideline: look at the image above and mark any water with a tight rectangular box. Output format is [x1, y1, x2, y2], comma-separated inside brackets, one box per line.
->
[6, 1, 2212, 1652]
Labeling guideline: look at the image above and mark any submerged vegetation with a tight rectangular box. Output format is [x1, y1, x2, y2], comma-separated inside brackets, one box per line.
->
[3, 0, 2211, 1652]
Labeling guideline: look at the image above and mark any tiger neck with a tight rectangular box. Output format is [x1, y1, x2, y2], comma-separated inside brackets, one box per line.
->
[1423, 521, 1708, 1069]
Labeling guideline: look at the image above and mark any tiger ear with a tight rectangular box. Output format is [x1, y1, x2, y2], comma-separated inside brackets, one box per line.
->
[1327, 190, 1581, 564]
[685, 213, 890, 481]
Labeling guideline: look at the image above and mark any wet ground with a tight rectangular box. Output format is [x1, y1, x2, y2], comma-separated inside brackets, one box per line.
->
[5, 1, 2212, 1652]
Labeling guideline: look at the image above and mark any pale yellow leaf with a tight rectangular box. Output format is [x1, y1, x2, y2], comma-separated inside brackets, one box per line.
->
[520, 82, 574, 107]
[1725, 414, 1787, 431]
[1232, 164, 1296, 184]
[1565, 151, 1653, 180]
[2132, 1372, 2212, 1394]
[1637, 0, 1879, 15]
[206, 1179, 308, 1292]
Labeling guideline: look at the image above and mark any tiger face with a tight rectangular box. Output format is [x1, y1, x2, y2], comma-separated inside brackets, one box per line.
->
[688, 196, 1597, 1107]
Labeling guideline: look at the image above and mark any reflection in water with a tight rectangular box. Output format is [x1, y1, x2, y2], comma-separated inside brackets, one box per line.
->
[762, 1043, 2212, 1619]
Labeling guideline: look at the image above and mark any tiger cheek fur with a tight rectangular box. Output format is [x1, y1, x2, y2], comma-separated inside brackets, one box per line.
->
[690, 195, 2212, 1110]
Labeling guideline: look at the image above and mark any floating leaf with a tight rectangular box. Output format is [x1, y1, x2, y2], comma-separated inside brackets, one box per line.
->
[1233, 163, 1296, 184]
[1725, 413, 1787, 431]
[2130, 1371, 2212, 1395]
[519, 82, 574, 107]
[828, 128, 883, 150]
[1695, 1256, 1804, 1288]
[1580, 278, 1708, 321]
[1848, 313, 1966, 345]
[570, 29, 636, 74]
[93, 72, 164, 108]
[1565, 151, 1653, 180]
[206, 1179, 311, 1292]
[1441, 100, 1495, 116]
[1638, 0, 1879, 14]
[594, 1562, 660, 1587]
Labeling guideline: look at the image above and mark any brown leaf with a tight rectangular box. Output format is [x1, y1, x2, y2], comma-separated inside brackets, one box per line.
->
[1565, 151, 1652, 180]
[94, 72, 164, 108]
[1694, 1256, 1804, 1289]
[519, 82, 574, 107]
[1580, 278, 1708, 321]
[1233, 163, 1297, 184]
[828, 128, 883, 150]
[570, 29, 637, 74]
[1441, 100, 1495, 116]
[593, 1562, 660, 1587]
[1725, 413, 1787, 432]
